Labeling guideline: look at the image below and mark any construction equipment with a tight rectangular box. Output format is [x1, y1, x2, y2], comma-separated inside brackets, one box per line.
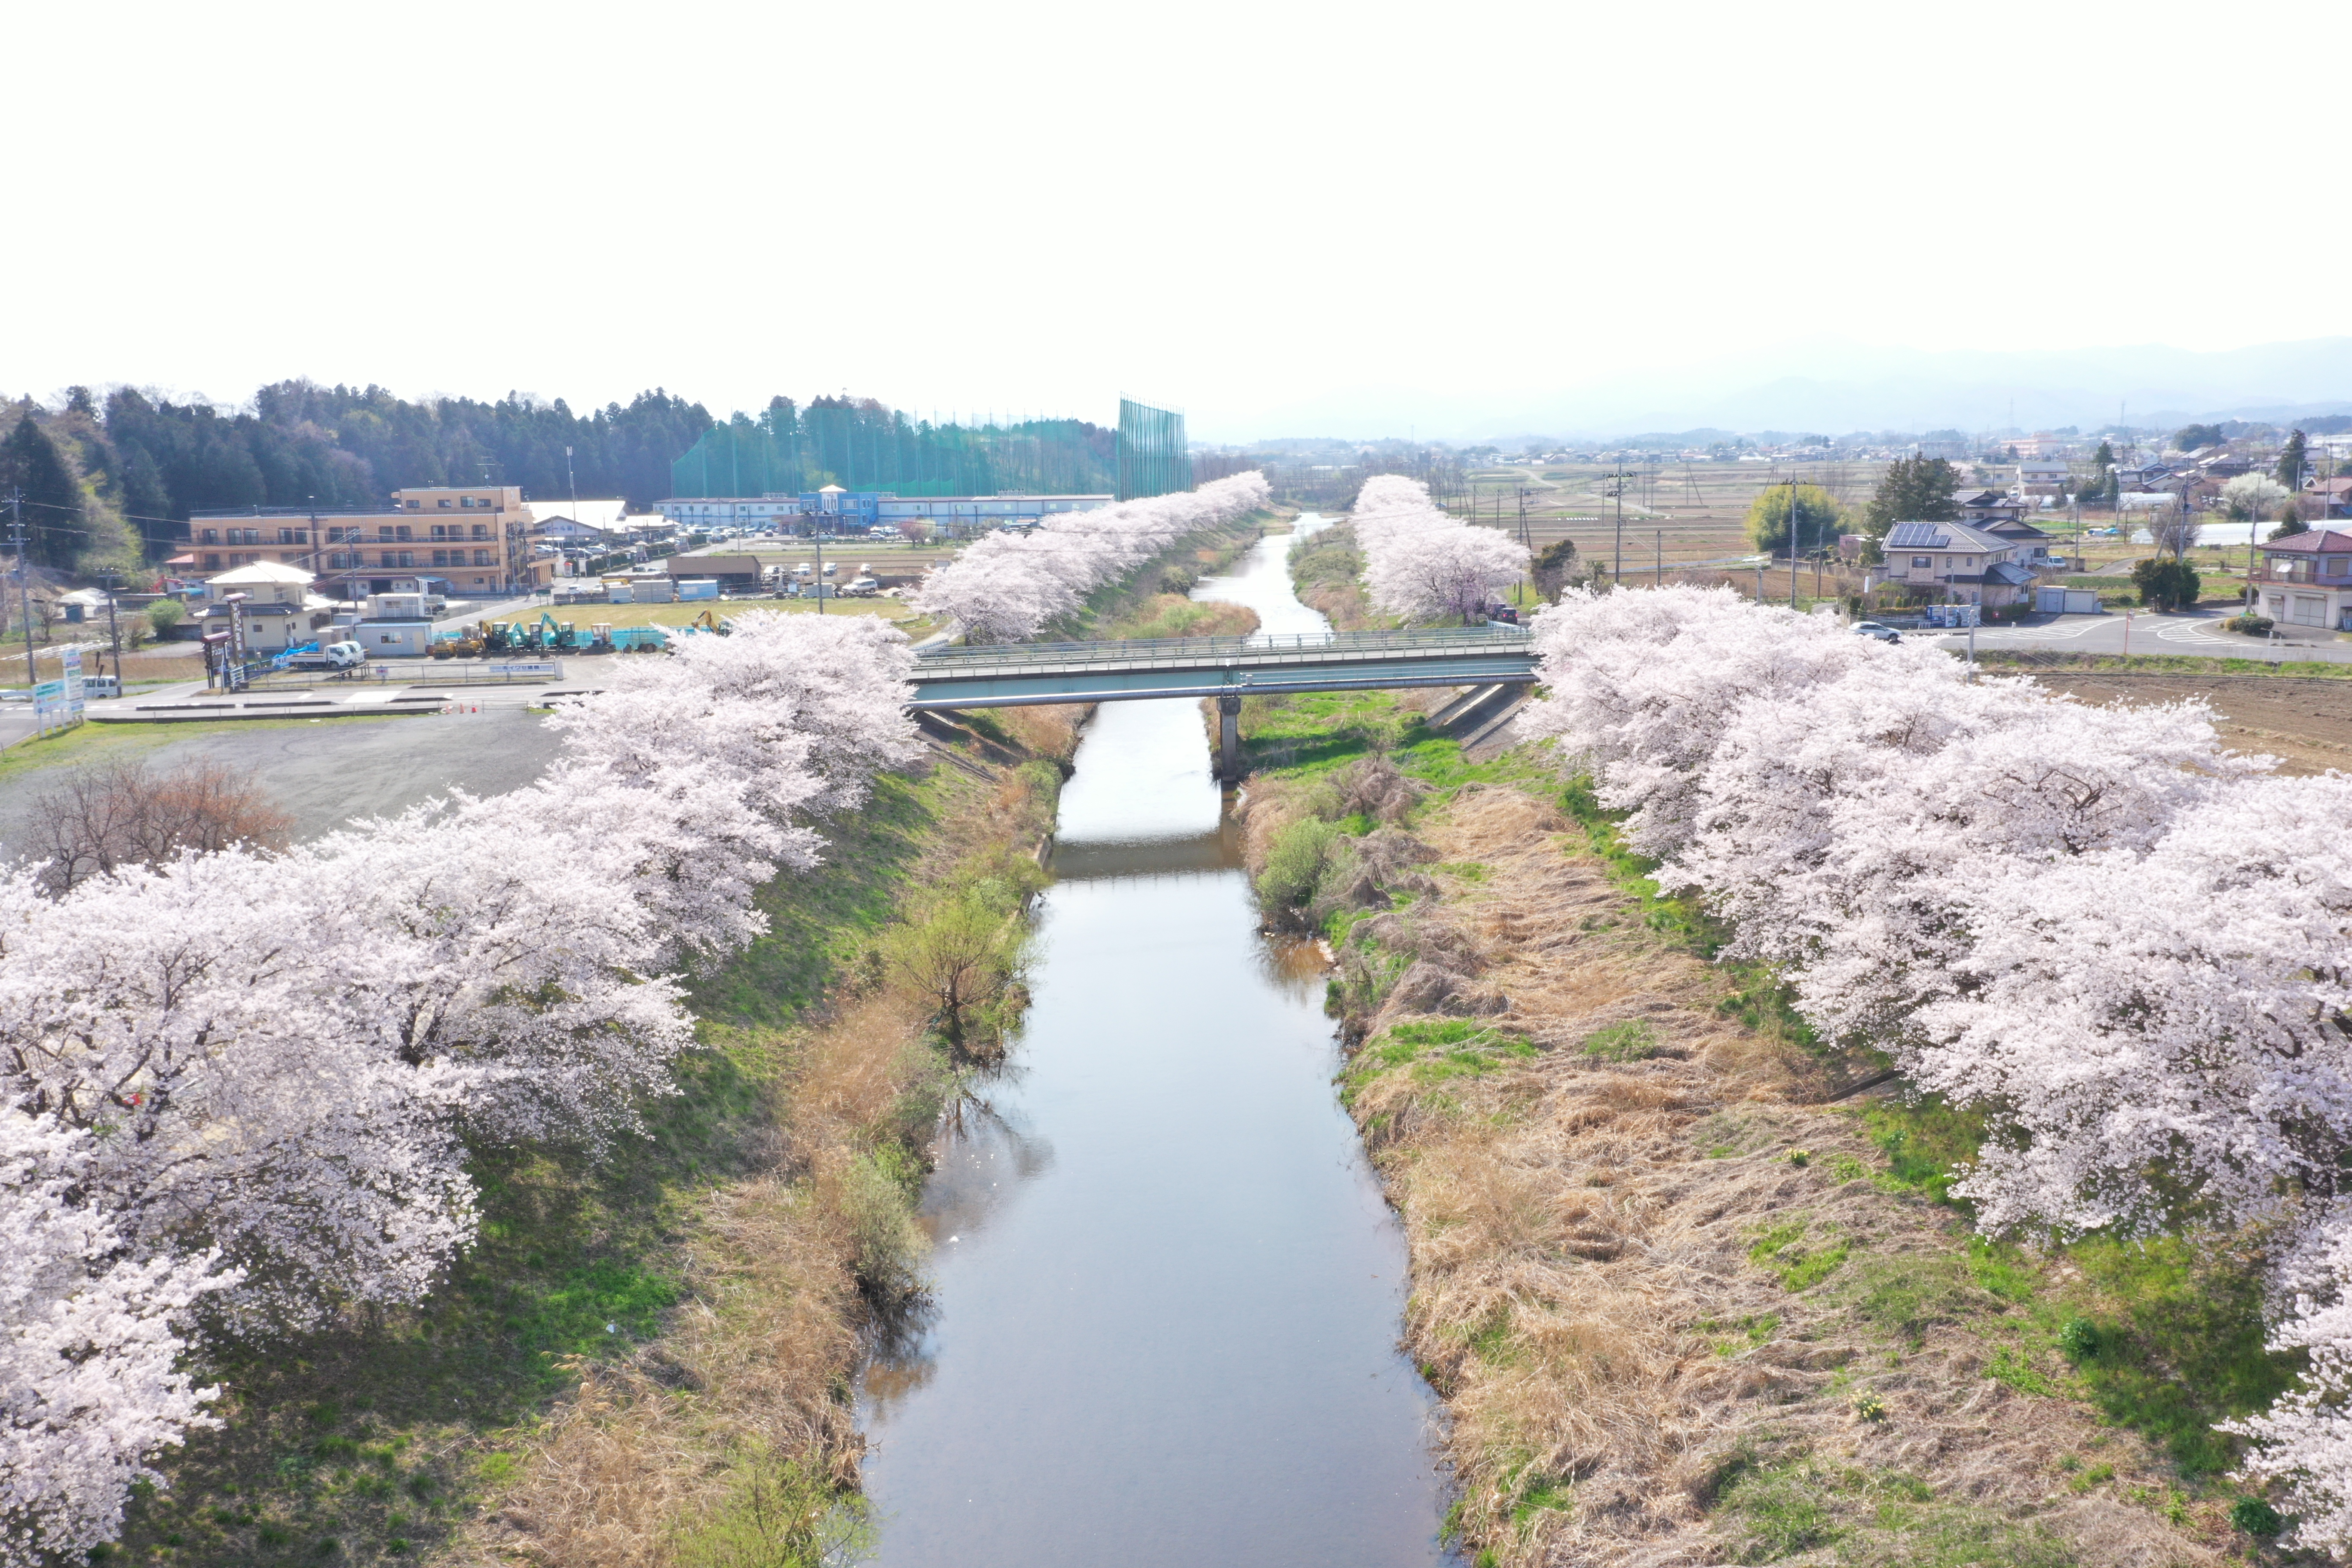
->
[681, 609, 733, 636]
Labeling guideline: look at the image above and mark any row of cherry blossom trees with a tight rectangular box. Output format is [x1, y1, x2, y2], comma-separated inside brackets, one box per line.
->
[0, 612, 921, 1565]
[1521, 585, 2352, 1550]
[1351, 476, 1529, 624]
[912, 472, 1273, 642]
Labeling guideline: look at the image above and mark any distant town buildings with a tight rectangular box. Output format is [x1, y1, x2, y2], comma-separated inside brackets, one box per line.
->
[654, 488, 1115, 533]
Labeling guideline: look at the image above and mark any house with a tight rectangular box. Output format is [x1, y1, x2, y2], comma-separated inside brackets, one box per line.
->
[2197, 453, 2252, 480]
[2017, 459, 2069, 496]
[1880, 520, 2038, 607]
[2251, 528, 2352, 629]
[1973, 514, 2069, 571]
[2301, 477, 2352, 520]
[192, 561, 335, 653]
[1954, 489, 2027, 526]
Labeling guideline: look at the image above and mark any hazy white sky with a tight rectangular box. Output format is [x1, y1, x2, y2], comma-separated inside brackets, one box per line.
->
[9, 0, 2349, 439]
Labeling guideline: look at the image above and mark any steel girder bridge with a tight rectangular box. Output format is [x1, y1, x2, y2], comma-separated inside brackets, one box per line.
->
[906, 626, 1538, 777]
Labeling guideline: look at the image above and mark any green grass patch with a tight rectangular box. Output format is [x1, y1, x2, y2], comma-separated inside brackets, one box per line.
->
[1715, 1452, 2076, 1567]
[1580, 1020, 1659, 1062]
[1348, 1019, 1538, 1102]
[1749, 1220, 1850, 1291]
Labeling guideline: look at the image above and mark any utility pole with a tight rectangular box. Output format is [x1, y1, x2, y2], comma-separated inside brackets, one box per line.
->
[8, 490, 32, 690]
[1613, 468, 1624, 584]
[1655, 528, 1663, 584]
[1788, 476, 1802, 608]
[102, 572, 123, 686]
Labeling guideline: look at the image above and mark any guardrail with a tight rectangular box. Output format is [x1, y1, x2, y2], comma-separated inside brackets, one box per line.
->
[243, 660, 565, 691]
[912, 625, 1531, 671]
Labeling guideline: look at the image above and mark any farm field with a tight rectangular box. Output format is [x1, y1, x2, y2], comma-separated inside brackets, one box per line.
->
[2025, 669, 2352, 775]
[1455, 459, 1893, 575]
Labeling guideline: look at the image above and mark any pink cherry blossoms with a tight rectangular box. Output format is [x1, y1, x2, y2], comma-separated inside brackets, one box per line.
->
[0, 610, 919, 1562]
[1352, 476, 1528, 624]
[913, 472, 1271, 642]
[1524, 584, 2352, 1545]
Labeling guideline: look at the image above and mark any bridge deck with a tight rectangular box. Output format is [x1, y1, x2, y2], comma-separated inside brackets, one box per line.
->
[906, 626, 1537, 710]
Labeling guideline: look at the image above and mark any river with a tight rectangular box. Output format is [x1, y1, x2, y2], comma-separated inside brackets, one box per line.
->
[856, 521, 1458, 1566]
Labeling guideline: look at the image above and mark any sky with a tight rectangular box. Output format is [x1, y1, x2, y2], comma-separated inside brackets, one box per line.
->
[9, 0, 2352, 442]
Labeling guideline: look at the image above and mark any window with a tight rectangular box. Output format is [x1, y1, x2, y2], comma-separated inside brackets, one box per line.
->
[398, 526, 412, 542]
[471, 524, 489, 540]
[430, 549, 451, 567]
[200, 528, 218, 544]
[460, 497, 475, 508]
[406, 499, 420, 510]
[1911, 556, 1931, 569]
[2325, 555, 2350, 578]
[202, 553, 221, 570]
[438, 499, 453, 508]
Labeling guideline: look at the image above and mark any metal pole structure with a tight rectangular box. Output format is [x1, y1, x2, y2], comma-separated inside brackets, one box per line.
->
[1788, 476, 1801, 608]
[1655, 529, 1663, 584]
[813, 504, 825, 615]
[103, 573, 122, 686]
[1613, 469, 1623, 584]
[9, 491, 32, 690]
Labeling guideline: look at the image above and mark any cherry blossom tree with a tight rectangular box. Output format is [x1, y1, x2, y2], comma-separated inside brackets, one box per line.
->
[0, 599, 931, 1557]
[0, 1109, 230, 1568]
[1351, 477, 1528, 623]
[913, 472, 1271, 642]
[1522, 585, 2352, 1549]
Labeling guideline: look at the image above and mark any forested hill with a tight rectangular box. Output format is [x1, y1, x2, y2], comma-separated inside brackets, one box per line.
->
[0, 382, 1130, 574]
[0, 381, 714, 570]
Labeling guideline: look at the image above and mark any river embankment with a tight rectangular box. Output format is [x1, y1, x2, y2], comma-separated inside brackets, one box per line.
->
[1233, 542, 2272, 1565]
[850, 519, 1459, 1567]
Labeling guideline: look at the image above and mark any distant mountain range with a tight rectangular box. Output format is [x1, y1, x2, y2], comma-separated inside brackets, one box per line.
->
[1214, 337, 2352, 444]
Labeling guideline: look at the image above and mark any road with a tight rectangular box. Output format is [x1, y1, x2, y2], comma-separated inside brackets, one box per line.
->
[1923, 607, 2352, 663]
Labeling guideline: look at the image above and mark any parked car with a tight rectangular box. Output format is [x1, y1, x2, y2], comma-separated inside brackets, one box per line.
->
[1852, 621, 1902, 643]
[287, 640, 366, 671]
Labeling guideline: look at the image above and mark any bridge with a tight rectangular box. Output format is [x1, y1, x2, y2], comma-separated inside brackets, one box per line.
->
[907, 626, 1539, 777]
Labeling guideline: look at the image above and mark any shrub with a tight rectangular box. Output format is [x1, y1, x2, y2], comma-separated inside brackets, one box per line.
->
[2057, 1317, 2101, 1363]
[1257, 816, 1342, 913]
[2230, 1497, 2284, 1536]
[144, 598, 184, 635]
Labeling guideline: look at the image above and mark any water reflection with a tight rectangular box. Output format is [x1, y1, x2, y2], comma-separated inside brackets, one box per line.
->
[855, 518, 1456, 1567]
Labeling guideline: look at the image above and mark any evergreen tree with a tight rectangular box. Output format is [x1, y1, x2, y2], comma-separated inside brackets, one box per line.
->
[2278, 429, 2309, 493]
[2131, 557, 2202, 609]
[1862, 455, 1959, 538]
[0, 416, 88, 570]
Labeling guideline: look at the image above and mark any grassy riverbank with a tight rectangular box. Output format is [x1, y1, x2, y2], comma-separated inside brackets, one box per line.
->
[111, 709, 1082, 1568]
[1236, 697, 2282, 1564]
[1234, 539, 2291, 1564]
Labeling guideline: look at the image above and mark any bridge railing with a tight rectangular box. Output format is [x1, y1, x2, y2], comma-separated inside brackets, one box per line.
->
[912, 624, 1532, 671]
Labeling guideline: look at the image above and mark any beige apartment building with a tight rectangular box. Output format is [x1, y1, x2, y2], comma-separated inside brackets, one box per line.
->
[174, 486, 553, 598]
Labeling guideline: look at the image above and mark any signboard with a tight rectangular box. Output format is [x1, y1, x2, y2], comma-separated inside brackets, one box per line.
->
[32, 680, 73, 738]
[61, 648, 83, 713]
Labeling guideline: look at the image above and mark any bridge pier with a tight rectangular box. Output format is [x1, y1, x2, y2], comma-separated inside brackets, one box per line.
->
[1216, 694, 1243, 782]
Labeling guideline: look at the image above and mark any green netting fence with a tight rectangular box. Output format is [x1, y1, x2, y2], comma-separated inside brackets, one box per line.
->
[1117, 398, 1189, 501]
[668, 398, 1116, 499]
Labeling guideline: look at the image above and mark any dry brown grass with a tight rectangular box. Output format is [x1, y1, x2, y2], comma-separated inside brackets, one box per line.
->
[1345, 786, 2220, 1568]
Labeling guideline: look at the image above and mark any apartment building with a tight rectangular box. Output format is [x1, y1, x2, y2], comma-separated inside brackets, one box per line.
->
[178, 487, 552, 598]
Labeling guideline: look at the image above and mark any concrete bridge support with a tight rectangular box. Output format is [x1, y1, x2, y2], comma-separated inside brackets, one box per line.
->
[1216, 694, 1243, 782]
